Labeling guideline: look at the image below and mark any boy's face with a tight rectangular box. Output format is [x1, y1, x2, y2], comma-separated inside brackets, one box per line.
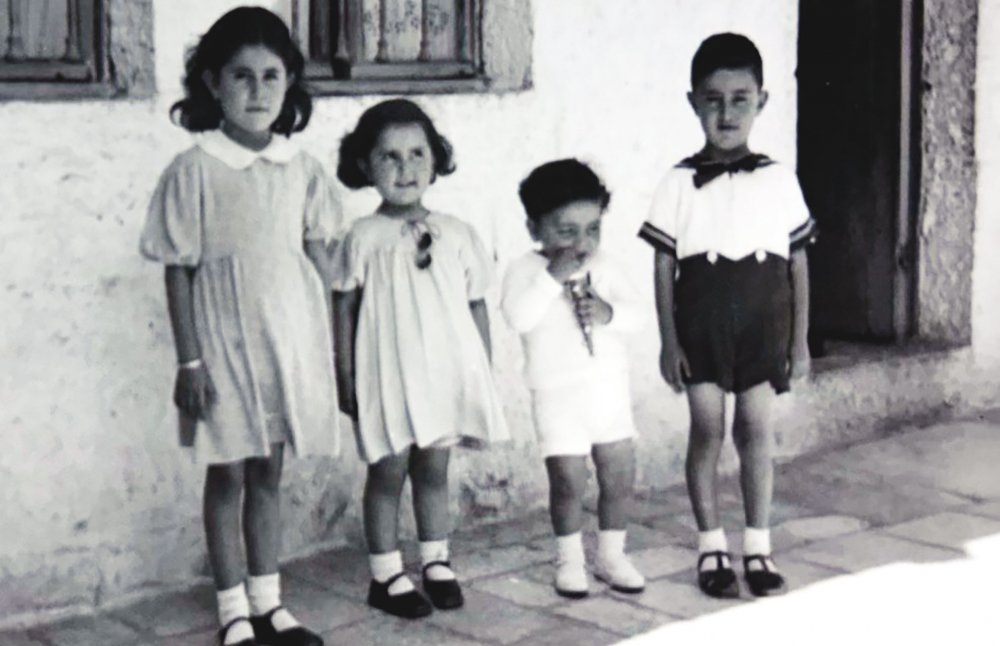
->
[688, 67, 768, 158]
[528, 199, 603, 262]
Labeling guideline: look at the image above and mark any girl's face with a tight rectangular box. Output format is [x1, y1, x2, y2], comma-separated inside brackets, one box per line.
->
[529, 199, 603, 262]
[204, 44, 290, 148]
[365, 123, 434, 209]
[688, 67, 768, 161]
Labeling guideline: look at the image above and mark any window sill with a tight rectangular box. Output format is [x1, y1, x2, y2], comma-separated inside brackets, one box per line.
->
[306, 76, 491, 96]
[811, 339, 968, 375]
[0, 82, 122, 102]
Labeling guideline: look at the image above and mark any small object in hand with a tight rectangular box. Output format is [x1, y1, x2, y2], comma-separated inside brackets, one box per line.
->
[565, 273, 594, 356]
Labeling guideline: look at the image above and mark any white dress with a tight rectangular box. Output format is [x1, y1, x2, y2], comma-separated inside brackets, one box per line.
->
[331, 212, 510, 464]
[140, 131, 343, 464]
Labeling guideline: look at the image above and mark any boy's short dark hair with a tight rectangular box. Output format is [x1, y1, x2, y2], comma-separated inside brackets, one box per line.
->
[518, 158, 611, 222]
[691, 33, 763, 89]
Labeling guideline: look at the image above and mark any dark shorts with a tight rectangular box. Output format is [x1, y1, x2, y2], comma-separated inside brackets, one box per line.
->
[675, 253, 792, 394]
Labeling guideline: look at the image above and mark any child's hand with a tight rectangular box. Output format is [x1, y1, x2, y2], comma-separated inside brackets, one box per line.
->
[789, 341, 811, 380]
[173, 364, 216, 420]
[546, 247, 587, 283]
[659, 339, 690, 393]
[574, 288, 613, 326]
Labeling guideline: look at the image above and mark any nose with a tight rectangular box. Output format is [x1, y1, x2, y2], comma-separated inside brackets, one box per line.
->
[247, 77, 261, 100]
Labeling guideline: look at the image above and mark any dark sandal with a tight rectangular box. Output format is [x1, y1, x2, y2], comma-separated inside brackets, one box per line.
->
[367, 572, 434, 619]
[218, 617, 258, 646]
[743, 554, 787, 597]
[422, 560, 465, 610]
[697, 551, 740, 599]
[249, 606, 323, 646]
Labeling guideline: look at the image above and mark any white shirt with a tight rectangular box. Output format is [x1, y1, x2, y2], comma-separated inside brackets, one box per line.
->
[640, 159, 815, 261]
[501, 249, 643, 390]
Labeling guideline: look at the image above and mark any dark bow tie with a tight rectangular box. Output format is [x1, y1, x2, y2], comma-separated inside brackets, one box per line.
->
[689, 153, 773, 189]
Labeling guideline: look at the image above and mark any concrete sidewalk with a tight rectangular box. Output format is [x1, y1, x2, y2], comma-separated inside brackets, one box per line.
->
[6, 410, 1000, 646]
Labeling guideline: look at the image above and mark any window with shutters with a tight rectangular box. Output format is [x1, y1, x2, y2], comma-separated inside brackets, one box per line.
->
[0, 0, 154, 100]
[288, 0, 531, 95]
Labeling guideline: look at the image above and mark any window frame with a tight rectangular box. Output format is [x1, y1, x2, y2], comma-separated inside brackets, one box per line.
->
[291, 0, 526, 96]
[0, 0, 154, 101]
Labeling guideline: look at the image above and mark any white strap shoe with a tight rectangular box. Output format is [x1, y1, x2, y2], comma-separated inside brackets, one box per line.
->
[554, 559, 589, 599]
[594, 553, 646, 594]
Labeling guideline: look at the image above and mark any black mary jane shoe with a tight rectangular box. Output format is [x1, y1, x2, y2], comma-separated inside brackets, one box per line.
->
[421, 560, 465, 610]
[743, 554, 787, 597]
[696, 551, 740, 599]
[218, 617, 258, 646]
[367, 572, 434, 619]
[249, 606, 323, 646]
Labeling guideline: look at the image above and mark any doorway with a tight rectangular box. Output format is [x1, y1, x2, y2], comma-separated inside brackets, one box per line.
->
[797, 0, 921, 352]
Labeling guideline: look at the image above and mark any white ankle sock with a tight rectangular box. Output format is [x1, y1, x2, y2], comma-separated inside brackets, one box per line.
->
[698, 527, 728, 554]
[597, 529, 627, 560]
[744, 527, 772, 555]
[217, 583, 254, 645]
[247, 573, 299, 631]
[556, 532, 585, 564]
[369, 550, 415, 595]
[420, 539, 456, 581]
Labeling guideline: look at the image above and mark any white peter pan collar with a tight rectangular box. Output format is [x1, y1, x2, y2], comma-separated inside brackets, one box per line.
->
[196, 129, 299, 169]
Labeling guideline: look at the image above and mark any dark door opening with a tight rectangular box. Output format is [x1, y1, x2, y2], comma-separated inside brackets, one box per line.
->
[797, 0, 920, 353]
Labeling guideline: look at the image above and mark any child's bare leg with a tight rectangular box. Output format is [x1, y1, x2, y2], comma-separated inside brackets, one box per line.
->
[244, 442, 284, 576]
[732, 382, 776, 529]
[410, 446, 463, 608]
[205, 462, 256, 644]
[685, 383, 727, 531]
[591, 439, 635, 531]
[732, 382, 786, 596]
[544, 456, 589, 535]
[204, 462, 247, 591]
[591, 439, 645, 593]
[363, 449, 410, 554]
[409, 446, 451, 542]
[545, 455, 589, 597]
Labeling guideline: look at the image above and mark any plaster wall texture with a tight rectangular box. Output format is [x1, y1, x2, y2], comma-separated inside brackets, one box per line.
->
[1, 0, 996, 627]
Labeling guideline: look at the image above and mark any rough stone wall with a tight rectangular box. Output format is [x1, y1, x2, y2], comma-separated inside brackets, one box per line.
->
[917, 0, 978, 343]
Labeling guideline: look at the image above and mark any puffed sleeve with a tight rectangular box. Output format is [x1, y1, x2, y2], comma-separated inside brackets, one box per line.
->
[638, 171, 682, 257]
[780, 167, 817, 252]
[139, 154, 202, 266]
[302, 156, 344, 243]
[457, 219, 494, 301]
[330, 224, 364, 291]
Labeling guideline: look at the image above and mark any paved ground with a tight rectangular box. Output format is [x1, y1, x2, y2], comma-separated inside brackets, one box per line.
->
[6, 409, 1000, 645]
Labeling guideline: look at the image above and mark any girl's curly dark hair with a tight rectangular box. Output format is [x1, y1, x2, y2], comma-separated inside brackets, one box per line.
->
[170, 6, 311, 136]
[337, 99, 456, 189]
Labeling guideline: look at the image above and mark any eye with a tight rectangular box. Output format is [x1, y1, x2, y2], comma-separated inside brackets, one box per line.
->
[263, 69, 281, 81]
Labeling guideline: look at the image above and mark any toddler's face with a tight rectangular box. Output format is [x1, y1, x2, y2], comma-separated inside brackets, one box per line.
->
[205, 44, 289, 145]
[366, 123, 434, 208]
[530, 200, 603, 263]
[688, 67, 767, 158]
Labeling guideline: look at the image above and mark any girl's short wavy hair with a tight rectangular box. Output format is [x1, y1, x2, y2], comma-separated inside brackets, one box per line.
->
[518, 158, 611, 221]
[337, 99, 455, 189]
[170, 6, 312, 136]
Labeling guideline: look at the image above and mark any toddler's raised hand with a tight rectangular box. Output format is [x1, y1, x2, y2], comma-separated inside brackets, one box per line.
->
[574, 287, 613, 326]
[545, 247, 586, 283]
[173, 364, 217, 420]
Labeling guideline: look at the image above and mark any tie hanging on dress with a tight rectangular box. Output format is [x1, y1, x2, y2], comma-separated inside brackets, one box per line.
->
[685, 153, 775, 189]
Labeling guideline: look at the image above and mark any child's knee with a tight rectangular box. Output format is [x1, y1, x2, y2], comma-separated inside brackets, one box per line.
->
[546, 457, 588, 501]
[245, 454, 283, 493]
[206, 462, 245, 496]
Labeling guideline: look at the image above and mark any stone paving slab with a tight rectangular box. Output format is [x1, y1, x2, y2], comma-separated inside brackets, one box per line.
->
[550, 594, 678, 637]
[631, 578, 742, 619]
[322, 615, 485, 646]
[28, 614, 139, 646]
[962, 499, 1000, 520]
[776, 456, 970, 527]
[107, 585, 216, 638]
[467, 572, 563, 609]
[0, 631, 47, 646]
[423, 588, 566, 645]
[511, 622, 622, 646]
[782, 530, 960, 573]
[881, 511, 1000, 552]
